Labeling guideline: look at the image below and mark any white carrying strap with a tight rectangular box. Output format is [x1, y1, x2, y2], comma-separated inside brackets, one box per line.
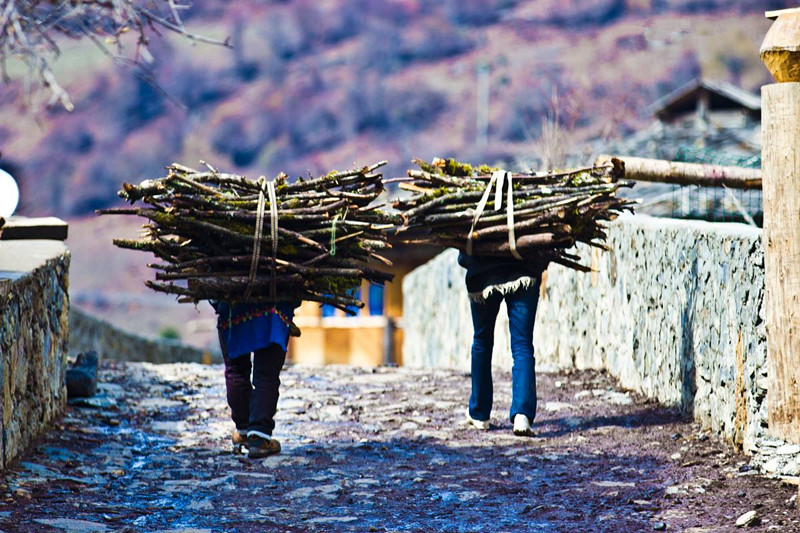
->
[243, 176, 279, 301]
[466, 170, 522, 260]
[266, 179, 278, 301]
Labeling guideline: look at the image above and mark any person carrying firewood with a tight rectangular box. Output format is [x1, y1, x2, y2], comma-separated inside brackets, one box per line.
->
[458, 251, 548, 436]
[212, 300, 300, 458]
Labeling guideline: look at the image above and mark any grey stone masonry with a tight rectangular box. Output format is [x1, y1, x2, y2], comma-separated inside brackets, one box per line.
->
[69, 307, 221, 365]
[403, 215, 767, 452]
[0, 240, 70, 468]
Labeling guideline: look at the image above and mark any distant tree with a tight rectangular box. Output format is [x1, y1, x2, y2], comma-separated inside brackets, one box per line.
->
[0, 0, 229, 111]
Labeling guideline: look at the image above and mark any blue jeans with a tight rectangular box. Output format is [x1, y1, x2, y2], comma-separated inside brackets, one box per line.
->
[469, 283, 540, 423]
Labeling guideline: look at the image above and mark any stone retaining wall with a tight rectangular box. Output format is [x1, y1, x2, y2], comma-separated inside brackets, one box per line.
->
[403, 215, 767, 452]
[0, 241, 70, 468]
[69, 307, 221, 364]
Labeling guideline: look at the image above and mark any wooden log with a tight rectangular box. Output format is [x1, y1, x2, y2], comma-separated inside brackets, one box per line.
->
[594, 155, 762, 189]
[763, 82, 800, 444]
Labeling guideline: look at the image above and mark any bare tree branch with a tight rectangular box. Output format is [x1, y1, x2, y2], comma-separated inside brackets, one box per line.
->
[0, 0, 231, 111]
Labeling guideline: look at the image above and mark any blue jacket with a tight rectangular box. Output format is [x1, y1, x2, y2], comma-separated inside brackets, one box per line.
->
[213, 301, 299, 359]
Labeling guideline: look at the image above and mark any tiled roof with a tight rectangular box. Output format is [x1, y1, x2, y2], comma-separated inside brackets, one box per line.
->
[648, 78, 761, 119]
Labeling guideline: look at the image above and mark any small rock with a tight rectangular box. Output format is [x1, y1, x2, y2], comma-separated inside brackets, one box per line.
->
[735, 510, 759, 527]
[457, 491, 482, 502]
[188, 499, 214, 511]
[762, 458, 781, 474]
[13, 488, 31, 499]
[665, 486, 688, 496]
[66, 352, 99, 398]
[653, 522, 666, 531]
[591, 481, 635, 488]
[68, 397, 117, 409]
[544, 401, 575, 412]
[776, 444, 800, 455]
[305, 517, 357, 525]
[34, 518, 109, 532]
[670, 452, 682, 461]
[782, 460, 800, 476]
[604, 392, 634, 406]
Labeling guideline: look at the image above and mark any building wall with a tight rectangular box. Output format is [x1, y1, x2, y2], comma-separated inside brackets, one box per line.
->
[403, 215, 766, 451]
[0, 241, 70, 468]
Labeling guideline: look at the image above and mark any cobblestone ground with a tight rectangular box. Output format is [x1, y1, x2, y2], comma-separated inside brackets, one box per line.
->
[0, 361, 797, 533]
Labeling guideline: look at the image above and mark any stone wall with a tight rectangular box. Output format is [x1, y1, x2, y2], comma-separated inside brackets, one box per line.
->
[0, 241, 70, 468]
[69, 307, 221, 364]
[403, 215, 767, 452]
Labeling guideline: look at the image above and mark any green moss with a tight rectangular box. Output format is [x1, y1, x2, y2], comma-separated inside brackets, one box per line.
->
[443, 158, 473, 177]
[567, 171, 597, 187]
[477, 164, 499, 174]
[278, 244, 298, 255]
[283, 199, 302, 209]
[416, 159, 442, 175]
[320, 276, 361, 293]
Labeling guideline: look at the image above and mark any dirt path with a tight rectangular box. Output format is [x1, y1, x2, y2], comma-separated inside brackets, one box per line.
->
[0, 362, 796, 532]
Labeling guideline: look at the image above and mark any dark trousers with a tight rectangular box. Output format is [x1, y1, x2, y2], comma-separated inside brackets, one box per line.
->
[469, 283, 540, 423]
[219, 333, 286, 436]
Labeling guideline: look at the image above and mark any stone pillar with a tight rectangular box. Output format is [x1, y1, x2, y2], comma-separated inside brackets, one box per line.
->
[761, 8, 800, 443]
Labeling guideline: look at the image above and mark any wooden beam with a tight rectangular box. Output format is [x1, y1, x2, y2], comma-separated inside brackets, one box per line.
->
[763, 82, 800, 444]
[766, 8, 800, 21]
[0, 216, 68, 241]
[594, 155, 762, 189]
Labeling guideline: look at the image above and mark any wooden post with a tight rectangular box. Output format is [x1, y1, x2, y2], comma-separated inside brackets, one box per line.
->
[762, 8, 800, 443]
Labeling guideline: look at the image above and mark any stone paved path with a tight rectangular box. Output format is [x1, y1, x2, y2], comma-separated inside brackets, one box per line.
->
[0, 362, 797, 532]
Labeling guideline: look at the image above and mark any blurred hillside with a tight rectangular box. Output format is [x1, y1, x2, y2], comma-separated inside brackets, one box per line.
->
[0, 0, 785, 217]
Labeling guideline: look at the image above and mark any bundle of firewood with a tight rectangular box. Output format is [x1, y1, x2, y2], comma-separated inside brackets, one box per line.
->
[391, 157, 636, 271]
[99, 161, 399, 313]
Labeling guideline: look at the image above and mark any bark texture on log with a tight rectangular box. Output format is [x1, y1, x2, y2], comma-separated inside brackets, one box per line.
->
[595, 155, 762, 189]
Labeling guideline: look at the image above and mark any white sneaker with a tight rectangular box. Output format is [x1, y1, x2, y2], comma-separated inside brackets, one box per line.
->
[513, 414, 534, 437]
[465, 409, 489, 430]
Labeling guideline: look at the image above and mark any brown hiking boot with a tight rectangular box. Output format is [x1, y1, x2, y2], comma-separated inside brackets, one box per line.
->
[232, 429, 247, 454]
[247, 433, 281, 459]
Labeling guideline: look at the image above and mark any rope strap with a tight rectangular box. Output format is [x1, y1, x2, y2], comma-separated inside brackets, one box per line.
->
[243, 176, 267, 301]
[243, 176, 279, 302]
[505, 171, 522, 260]
[466, 170, 522, 260]
[330, 213, 340, 256]
[266, 179, 278, 301]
